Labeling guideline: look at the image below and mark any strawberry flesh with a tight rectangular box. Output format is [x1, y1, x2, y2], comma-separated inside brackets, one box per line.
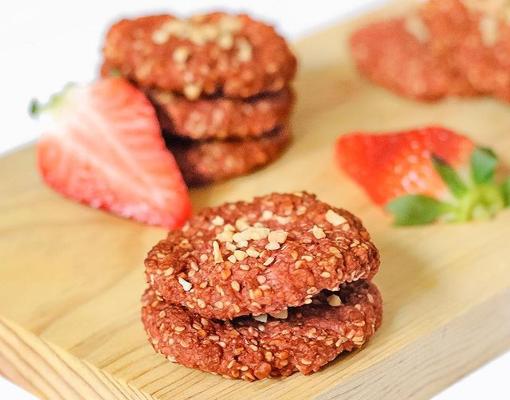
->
[335, 126, 474, 205]
[36, 77, 191, 228]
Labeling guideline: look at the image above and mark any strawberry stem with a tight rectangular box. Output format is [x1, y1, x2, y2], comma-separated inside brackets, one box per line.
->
[388, 146, 509, 226]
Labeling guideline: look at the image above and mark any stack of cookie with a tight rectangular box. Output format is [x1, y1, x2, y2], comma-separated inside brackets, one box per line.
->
[142, 192, 383, 380]
[102, 13, 297, 185]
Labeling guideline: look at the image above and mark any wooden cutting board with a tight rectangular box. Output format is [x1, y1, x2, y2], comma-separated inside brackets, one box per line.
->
[1, 3, 510, 399]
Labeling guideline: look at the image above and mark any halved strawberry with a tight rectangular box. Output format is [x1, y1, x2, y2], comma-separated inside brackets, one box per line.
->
[31, 77, 191, 228]
[335, 126, 510, 225]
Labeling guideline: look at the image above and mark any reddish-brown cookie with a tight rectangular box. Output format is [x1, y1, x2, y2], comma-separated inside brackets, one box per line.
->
[148, 88, 294, 140]
[142, 279, 382, 380]
[421, 0, 510, 101]
[164, 125, 291, 186]
[145, 192, 380, 320]
[102, 13, 297, 99]
[350, 17, 475, 100]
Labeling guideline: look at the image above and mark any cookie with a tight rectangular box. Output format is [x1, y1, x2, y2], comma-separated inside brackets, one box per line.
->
[421, 0, 510, 100]
[142, 279, 382, 380]
[148, 88, 294, 140]
[102, 13, 297, 99]
[350, 18, 475, 100]
[164, 125, 291, 186]
[145, 192, 380, 320]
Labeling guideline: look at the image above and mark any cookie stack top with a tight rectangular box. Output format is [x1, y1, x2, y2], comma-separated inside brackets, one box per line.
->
[102, 13, 297, 99]
[102, 13, 297, 185]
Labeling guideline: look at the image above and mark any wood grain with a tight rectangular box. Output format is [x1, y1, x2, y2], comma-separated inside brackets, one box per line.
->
[1, 3, 510, 399]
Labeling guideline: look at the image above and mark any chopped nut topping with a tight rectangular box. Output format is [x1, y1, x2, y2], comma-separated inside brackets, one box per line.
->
[311, 225, 326, 239]
[325, 209, 347, 226]
[197, 299, 206, 308]
[227, 254, 237, 263]
[275, 215, 290, 224]
[300, 359, 312, 365]
[327, 294, 342, 307]
[320, 271, 331, 278]
[178, 277, 192, 291]
[246, 247, 260, 258]
[265, 242, 280, 251]
[240, 264, 250, 271]
[301, 255, 313, 262]
[234, 250, 247, 261]
[404, 14, 430, 43]
[270, 309, 288, 319]
[256, 275, 267, 284]
[216, 229, 234, 242]
[253, 314, 268, 323]
[261, 210, 273, 220]
[236, 37, 253, 62]
[218, 32, 234, 49]
[211, 215, 225, 226]
[212, 241, 223, 263]
[214, 301, 224, 309]
[225, 242, 237, 252]
[268, 229, 288, 244]
[173, 46, 190, 63]
[235, 218, 250, 231]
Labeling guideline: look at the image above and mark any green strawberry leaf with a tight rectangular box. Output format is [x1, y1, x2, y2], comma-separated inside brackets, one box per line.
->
[29, 99, 41, 117]
[109, 68, 122, 77]
[471, 147, 498, 184]
[432, 155, 468, 198]
[503, 178, 510, 207]
[386, 195, 450, 226]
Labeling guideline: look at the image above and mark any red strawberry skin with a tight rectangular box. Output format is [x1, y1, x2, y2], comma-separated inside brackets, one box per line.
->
[335, 126, 474, 205]
[37, 77, 191, 228]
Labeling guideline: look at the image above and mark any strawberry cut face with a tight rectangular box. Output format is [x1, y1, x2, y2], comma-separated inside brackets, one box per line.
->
[336, 126, 509, 225]
[336, 126, 474, 205]
[35, 77, 191, 228]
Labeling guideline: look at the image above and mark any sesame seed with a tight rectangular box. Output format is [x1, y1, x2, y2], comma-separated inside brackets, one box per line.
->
[304, 298, 313, 304]
[311, 225, 326, 239]
[214, 301, 224, 309]
[237, 240, 248, 248]
[301, 255, 313, 261]
[253, 314, 268, 323]
[178, 277, 192, 291]
[212, 241, 223, 263]
[236, 37, 253, 62]
[199, 281, 208, 289]
[163, 267, 174, 276]
[321, 271, 331, 278]
[327, 294, 342, 307]
[325, 209, 347, 226]
[249, 344, 258, 352]
[329, 246, 341, 257]
[300, 359, 312, 365]
[190, 262, 199, 271]
[174, 326, 185, 332]
[264, 351, 273, 362]
[200, 254, 208, 262]
[240, 264, 250, 271]
[197, 299, 206, 308]
[275, 215, 291, 224]
[256, 275, 266, 284]
[231, 281, 241, 291]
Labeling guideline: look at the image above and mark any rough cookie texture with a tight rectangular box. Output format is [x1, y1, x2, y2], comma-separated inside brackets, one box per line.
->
[102, 13, 297, 98]
[351, 0, 510, 101]
[164, 126, 291, 186]
[145, 192, 380, 320]
[142, 279, 382, 380]
[149, 88, 294, 140]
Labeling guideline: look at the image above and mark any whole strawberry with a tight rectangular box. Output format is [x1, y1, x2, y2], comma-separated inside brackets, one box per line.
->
[31, 77, 191, 228]
[336, 126, 510, 225]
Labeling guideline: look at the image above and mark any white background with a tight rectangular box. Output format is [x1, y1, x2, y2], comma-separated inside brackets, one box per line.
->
[1, 1, 509, 398]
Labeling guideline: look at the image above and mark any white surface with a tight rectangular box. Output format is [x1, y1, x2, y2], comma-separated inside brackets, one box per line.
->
[0, 1, 508, 399]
